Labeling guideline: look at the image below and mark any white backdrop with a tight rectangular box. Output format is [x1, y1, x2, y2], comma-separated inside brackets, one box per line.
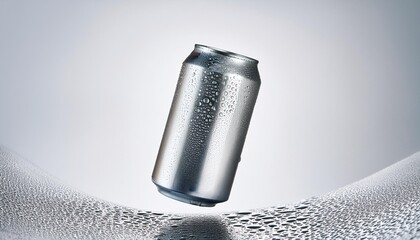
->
[1, 0, 420, 214]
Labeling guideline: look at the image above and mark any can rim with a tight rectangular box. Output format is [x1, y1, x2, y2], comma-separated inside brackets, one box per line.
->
[195, 44, 259, 64]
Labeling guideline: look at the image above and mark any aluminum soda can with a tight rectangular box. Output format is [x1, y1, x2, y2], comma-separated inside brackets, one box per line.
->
[152, 44, 260, 207]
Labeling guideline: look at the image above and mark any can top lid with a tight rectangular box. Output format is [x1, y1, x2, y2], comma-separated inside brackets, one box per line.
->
[195, 44, 259, 64]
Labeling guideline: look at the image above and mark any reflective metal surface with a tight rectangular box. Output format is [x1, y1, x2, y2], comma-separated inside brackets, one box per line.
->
[152, 44, 261, 206]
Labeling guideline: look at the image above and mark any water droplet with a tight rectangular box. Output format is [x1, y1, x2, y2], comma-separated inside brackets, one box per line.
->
[247, 224, 262, 229]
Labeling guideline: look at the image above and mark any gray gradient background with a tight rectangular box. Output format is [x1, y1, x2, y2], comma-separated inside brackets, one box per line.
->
[0, 0, 419, 214]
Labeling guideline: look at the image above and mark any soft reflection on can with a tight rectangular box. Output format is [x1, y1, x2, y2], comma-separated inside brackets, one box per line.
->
[152, 44, 260, 207]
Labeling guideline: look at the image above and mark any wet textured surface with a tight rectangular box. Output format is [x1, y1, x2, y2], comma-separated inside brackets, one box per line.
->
[1, 145, 420, 239]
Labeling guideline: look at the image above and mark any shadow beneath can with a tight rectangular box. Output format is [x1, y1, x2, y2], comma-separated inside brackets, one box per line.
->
[156, 216, 230, 239]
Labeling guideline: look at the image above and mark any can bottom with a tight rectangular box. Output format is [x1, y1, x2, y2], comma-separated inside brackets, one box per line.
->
[154, 183, 221, 207]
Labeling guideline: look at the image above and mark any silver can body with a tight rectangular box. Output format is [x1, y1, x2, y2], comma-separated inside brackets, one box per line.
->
[152, 44, 260, 207]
